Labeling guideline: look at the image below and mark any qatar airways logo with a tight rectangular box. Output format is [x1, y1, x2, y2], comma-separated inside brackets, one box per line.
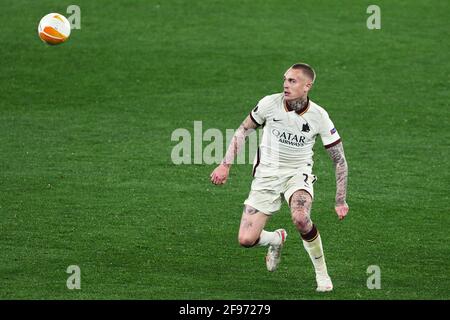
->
[271, 129, 306, 147]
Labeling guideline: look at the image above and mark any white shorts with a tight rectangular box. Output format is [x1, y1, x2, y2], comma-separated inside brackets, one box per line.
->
[243, 168, 317, 215]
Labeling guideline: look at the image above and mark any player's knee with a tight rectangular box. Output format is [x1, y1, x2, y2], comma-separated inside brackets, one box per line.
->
[238, 234, 259, 248]
[289, 190, 312, 210]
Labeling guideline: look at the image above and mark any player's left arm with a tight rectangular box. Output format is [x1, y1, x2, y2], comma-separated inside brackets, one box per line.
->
[326, 141, 349, 220]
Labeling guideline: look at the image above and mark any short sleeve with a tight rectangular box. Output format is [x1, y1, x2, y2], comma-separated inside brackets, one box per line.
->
[249, 97, 270, 126]
[318, 110, 341, 148]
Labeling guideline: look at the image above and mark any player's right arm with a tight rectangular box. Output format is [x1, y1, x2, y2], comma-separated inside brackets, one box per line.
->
[210, 115, 258, 185]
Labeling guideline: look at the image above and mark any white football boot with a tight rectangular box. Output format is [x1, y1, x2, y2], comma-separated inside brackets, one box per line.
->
[316, 274, 333, 292]
[265, 229, 287, 272]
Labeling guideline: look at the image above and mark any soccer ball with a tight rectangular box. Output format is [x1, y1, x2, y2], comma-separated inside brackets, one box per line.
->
[38, 13, 71, 45]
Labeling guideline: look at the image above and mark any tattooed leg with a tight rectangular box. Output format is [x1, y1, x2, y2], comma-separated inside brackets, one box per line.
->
[290, 189, 330, 287]
[238, 205, 270, 247]
[289, 190, 313, 234]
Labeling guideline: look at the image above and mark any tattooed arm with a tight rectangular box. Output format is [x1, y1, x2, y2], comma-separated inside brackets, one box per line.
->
[221, 115, 258, 167]
[210, 115, 258, 185]
[326, 141, 349, 220]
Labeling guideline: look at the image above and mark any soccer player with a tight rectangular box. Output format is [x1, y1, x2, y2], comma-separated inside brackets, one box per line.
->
[210, 63, 349, 292]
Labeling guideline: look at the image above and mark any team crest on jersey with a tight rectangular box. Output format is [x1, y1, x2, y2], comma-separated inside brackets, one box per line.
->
[330, 127, 337, 134]
[302, 123, 310, 132]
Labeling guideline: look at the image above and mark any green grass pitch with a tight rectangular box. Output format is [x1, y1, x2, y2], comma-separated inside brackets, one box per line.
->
[0, 0, 448, 299]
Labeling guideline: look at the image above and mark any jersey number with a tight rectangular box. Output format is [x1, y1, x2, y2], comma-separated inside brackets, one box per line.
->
[303, 174, 317, 185]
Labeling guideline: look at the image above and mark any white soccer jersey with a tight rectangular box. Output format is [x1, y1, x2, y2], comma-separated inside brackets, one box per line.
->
[250, 93, 341, 176]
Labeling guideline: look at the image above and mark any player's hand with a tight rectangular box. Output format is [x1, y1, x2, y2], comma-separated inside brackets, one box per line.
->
[335, 202, 349, 220]
[210, 164, 230, 185]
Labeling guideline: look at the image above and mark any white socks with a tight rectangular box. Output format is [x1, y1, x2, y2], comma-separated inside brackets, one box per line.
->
[258, 230, 282, 247]
[302, 233, 328, 277]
